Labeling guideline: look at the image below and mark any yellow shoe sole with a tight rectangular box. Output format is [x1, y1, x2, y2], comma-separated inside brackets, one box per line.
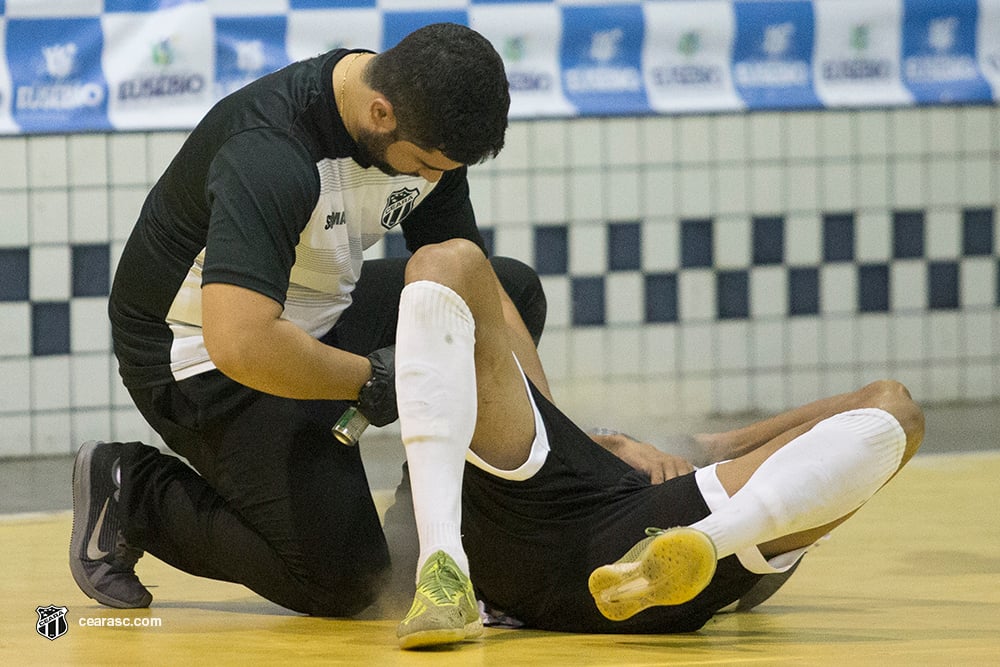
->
[398, 619, 483, 650]
[588, 527, 717, 621]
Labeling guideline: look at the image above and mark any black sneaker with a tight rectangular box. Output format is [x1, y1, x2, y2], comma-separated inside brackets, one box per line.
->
[70, 441, 152, 608]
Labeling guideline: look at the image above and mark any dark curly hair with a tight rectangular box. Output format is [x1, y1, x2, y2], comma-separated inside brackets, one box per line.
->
[364, 23, 510, 165]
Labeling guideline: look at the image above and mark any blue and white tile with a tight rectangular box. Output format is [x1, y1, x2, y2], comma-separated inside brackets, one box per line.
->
[605, 118, 641, 167]
[538, 275, 569, 328]
[714, 164, 750, 215]
[821, 162, 855, 211]
[0, 192, 30, 247]
[785, 111, 820, 161]
[110, 186, 149, 241]
[822, 315, 857, 367]
[70, 188, 111, 243]
[641, 166, 677, 219]
[31, 356, 72, 411]
[605, 328, 643, 377]
[0, 414, 32, 457]
[30, 246, 71, 302]
[857, 314, 890, 364]
[641, 218, 679, 272]
[927, 363, 962, 403]
[786, 162, 819, 212]
[750, 164, 784, 214]
[568, 169, 604, 222]
[788, 368, 824, 406]
[714, 372, 751, 414]
[32, 412, 73, 456]
[605, 273, 643, 325]
[714, 215, 751, 269]
[146, 132, 188, 183]
[752, 369, 790, 414]
[678, 322, 715, 374]
[109, 134, 150, 186]
[960, 157, 995, 206]
[856, 110, 889, 158]
[678, 165, 713, 217]
[928, 311, 961, 361]
[0, 137, 29, 189]
[785, 213, 822, 265]
[68, 135, 109, 187]
[567, 118, 603, 169]
[0, 303, 31, 357]
[889, 109, 925, 156]
[29, 191, 70, 244]
[748, 113, 783, 161]
[641, 323, 678, 377]
[569, 327, 608, 378]
[750, 266, 786, 317]
[530, 172, 568, 223]
[855, 211, 892, 262]
[71, 353, 111, 409]
[640, 116, 676, 165]
[959, 107, 995, 155]
[678, 269, 715, 322]
[27, 135, 69, 188]
[752, 319, 785, 370]
[607, 168, 641, 220]
[494, 122, 530, 171]
[0, 360, 31, 414]
[712, 115, 747, 164]
[926, 107, 960, 156]
[787, 317, 821, 367]
[889, 314, 927, 364]
[960, 258, 996, 307]
[529, 120, 569, 169]
[715, 320, 750, 372]
[927, 158, 960, 207]
[819, 264, 856, 314]
[493, 172, 530, 224]
[962, 362, 995, 400]
[891, 158, 927, 208]
[890, 260, 927, 311]
[819, 112, 854, 160]
[963, 311, 994, 358]
[677, 116, 712, 165]
[856, 159, 889, 208]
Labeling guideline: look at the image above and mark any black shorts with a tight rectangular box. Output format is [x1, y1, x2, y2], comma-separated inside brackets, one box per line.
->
[461, 381, 763, 634]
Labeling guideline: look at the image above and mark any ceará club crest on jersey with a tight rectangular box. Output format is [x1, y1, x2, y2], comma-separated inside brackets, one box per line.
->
[381, 187, 419, 229]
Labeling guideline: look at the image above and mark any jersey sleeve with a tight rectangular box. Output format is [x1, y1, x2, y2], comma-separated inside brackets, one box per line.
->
[201, 128, 319, 304]
[400, 166, 487, 255]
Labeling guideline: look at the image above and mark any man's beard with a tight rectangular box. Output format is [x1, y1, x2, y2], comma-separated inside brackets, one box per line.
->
[354, 126, 400, 176]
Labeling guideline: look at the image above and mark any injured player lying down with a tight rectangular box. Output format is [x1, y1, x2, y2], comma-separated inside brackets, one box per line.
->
[390, 238, 924, 649]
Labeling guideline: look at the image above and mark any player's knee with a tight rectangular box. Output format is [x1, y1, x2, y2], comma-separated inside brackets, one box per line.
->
[406, 239, 487, 286]
[296, 564, 388, 617]
[862, 379, 925, 461]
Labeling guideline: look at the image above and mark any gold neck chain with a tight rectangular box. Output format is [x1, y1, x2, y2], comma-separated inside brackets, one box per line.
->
[338, 53, 363, 118]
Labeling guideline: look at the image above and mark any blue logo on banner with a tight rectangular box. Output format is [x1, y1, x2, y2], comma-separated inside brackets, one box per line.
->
[901, 0, 991, 104]
[291, 0, 374, 7]
[732, 1, 819, 109]
[560, 5, 647, 115]
[215, 16, 290, 99]
[382, 11, 468, 51]
[104, 0, 196, 11]
[6, 18, 109, 133]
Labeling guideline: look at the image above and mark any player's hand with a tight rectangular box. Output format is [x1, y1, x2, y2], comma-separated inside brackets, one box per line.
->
[589, 430, 694, 484]
[357, 345, 397, 427]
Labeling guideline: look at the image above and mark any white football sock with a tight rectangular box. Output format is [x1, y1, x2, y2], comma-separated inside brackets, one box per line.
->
[395, 280, 477, 578]
[691, 408, 906, 559]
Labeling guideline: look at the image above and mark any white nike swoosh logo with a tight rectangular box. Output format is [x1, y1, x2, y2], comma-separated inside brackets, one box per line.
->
[86, 500, 110, 560]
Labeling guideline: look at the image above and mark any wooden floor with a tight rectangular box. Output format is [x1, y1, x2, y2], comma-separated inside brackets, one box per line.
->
[2, 452, 998, 666]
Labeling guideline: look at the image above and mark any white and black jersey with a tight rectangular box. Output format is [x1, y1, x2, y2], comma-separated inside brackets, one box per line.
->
[110, 49, 485, 389]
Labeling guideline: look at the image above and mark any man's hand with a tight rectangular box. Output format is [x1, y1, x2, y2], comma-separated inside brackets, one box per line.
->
[589, 430, 694, 484]
[357, 345, 397, 427]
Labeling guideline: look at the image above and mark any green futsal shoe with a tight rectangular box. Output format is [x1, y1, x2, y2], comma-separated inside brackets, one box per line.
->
[588, 526, 717, 621]
[397, 551, 483, 649]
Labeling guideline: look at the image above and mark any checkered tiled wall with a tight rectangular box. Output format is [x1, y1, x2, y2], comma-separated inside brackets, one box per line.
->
[2, 107, 999, 457]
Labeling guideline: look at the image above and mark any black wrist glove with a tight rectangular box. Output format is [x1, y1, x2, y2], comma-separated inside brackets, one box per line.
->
[357, 345, 397, 427]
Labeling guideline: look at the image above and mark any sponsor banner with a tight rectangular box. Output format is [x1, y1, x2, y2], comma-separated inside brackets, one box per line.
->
[813, 0, 912, 107]
[560, 5, 648, 115]
[732, 0, 820, 109]
[214, 15, 289, 99]
[471, 3, 575, 117]
[7, 17, 109, 132]
[286, 8, 381, 60]
[976, 0, 1000, 99]
[901, 0, 992, 104]
[102, 2, 214, 129]
[642, 0, 743, 113]
[0, 18, 19, 132]
[382, 9, 468, 50]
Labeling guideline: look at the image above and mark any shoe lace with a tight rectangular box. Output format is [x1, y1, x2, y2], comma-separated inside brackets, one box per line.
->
[419, 556, 465, 606]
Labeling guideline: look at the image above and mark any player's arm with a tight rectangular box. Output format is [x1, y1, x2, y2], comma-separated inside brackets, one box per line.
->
[589, 430, 693, 484]
[202, 283, 371, 400]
